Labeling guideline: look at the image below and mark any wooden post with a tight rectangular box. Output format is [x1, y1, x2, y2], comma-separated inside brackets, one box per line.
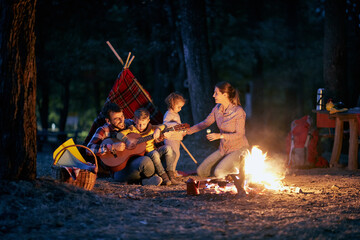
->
[330, 117, 344, 167]
[348, 118, 358, 170]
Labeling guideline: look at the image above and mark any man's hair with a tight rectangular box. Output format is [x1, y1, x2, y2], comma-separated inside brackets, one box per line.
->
[101, 102, 122, 119]
[165, 92, 186, 110]
[134, 108, 150, 120]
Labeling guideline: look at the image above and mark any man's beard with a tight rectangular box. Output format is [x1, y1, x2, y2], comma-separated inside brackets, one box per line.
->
[113, 123, 125, 131]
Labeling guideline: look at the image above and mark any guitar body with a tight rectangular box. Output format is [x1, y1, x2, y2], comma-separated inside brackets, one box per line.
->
[100, 124, 189, 172]
[100, 133, 146, 172]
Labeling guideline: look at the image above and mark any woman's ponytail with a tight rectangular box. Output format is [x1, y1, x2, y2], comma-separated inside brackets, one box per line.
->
[215, 81, 241, 106]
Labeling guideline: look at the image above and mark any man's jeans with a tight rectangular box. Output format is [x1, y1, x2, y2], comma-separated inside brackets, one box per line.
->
[113, 156, 155, 183]
[146, 145, 175, 176]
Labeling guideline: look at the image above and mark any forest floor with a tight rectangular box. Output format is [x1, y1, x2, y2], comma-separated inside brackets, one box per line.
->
[1, 138, 360, 239]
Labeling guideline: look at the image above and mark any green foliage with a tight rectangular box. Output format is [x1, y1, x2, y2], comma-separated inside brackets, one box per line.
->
[36, 0, 356, 141]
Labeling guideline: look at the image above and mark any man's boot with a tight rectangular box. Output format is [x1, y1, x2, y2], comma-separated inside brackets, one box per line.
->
[167, 171, 180, 185]
[160, 173, 171, 186]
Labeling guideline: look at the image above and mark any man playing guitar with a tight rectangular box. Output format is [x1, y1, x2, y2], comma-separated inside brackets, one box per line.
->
[116, 108, 179, 185]
[86, 102, 163, 186]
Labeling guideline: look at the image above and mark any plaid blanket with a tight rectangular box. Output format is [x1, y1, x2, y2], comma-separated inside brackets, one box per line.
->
[106, 68, 163, 123]
[83, 68, 163, 145]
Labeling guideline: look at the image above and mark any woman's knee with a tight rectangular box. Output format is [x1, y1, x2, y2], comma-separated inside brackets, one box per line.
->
[196, 164, 208, 178]
[214, 164, 237, 178]
[213, 168, 226, 178]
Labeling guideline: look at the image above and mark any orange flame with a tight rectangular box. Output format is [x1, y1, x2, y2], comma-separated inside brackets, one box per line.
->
[199, 146, 299, 195]
[244, 146, 285, 191]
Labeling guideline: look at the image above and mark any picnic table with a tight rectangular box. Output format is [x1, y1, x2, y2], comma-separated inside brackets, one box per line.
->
[314, 108, 360, 170]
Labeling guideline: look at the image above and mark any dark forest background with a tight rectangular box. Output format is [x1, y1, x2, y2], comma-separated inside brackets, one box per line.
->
[35, 0, 360, 153]
[26, 0, 360, 151]
[1, 0, 360, 180]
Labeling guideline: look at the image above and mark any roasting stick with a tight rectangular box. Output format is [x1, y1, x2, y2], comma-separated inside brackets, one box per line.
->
[106, 41, 198, 166]
[180, 141, 199, 166]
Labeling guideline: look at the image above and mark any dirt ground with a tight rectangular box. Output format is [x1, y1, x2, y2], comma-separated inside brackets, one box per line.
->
[1, 139, 360, 240]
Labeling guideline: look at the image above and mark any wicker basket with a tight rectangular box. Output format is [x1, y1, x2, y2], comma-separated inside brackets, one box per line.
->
[52, 144, 98, 191]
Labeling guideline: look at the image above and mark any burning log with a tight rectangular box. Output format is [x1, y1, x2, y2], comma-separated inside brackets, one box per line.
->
[186, 147, 304, 196]
[229, 174, 246, 196]
[186, 178, 239, 195]
[229, 149, 246, 196]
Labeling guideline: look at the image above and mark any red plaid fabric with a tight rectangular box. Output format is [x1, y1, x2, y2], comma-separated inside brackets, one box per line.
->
[83, 69, 163, 145]
[106, 69, 163, 123]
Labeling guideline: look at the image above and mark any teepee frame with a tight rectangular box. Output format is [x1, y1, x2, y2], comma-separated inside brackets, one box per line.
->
[106, 41, 198, 167]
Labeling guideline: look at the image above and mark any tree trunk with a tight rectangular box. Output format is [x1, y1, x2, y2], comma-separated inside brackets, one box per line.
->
[179, 0, 213, 124]
[285, 0, 304, 120]
[323, 0, 347, 104]
[38, 76, 49, 131]
[58, 79, 70, 143]
[0, 0, 37, 180]
[251, 53, 264, 124]
[247, 0, 265, 126]
[346, 0, 360, 107]
[35, 0, 50, 132]
[164, 0, 192, 124]
[145, 1, 170, 114]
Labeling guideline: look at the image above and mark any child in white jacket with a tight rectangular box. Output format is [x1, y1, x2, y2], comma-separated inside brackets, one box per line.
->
[163, 92, 186, 172]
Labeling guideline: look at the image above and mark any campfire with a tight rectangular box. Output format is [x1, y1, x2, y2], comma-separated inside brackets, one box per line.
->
[242, 146, 285, 194]
[188, 146, 302, 196]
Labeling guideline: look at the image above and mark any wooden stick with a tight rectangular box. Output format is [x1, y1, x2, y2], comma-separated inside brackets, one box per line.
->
[105, 45, 154, 105]
[124, 52, 131, 69]
[105, 44, 198, 165]
[106, 41, 124, 66]
[180, 141, 199, 166]
[133, 77, 154, 105]
[105, 45, 198, 166]
[127, 55, 135, 69]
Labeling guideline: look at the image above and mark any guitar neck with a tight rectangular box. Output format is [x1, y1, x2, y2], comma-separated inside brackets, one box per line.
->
[136, 128, 173, 144]
[137, 134, 155, 144]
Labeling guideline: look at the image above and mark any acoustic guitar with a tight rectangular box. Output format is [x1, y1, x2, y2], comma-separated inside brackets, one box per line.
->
[100, 123, 189, 172]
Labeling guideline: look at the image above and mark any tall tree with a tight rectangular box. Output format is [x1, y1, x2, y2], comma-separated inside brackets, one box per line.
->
[163, 0, 192, 124]
[285, 0, 304, 118]
[145, 0, 172, 114]
[247, 0, 264, 126]
[0, 0, 37, 180]
[179, 0, 213, 124]
[346, 0, 360, 106]
[323, 0, 347, 104]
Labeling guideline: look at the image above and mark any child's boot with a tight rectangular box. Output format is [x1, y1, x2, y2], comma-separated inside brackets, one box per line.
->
[160, 173, 171, 186]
